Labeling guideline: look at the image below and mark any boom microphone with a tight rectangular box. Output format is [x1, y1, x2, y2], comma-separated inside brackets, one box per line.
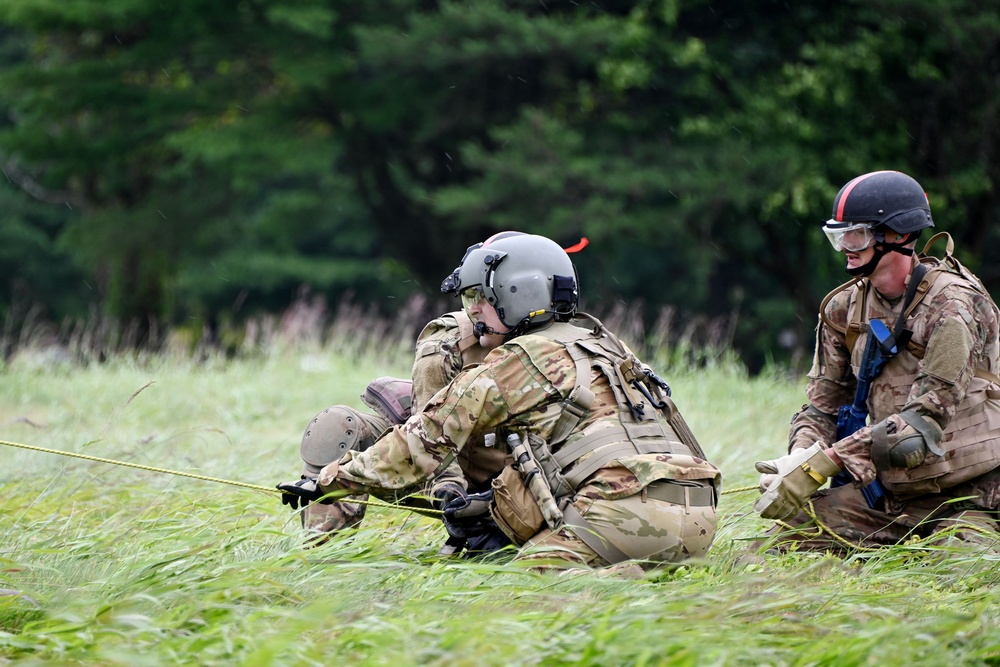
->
[473, 321, 498, 337]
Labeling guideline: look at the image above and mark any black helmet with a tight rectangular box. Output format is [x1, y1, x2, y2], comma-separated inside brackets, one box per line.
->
[828, 170, 934, 234]
[823, 170, 934, 277]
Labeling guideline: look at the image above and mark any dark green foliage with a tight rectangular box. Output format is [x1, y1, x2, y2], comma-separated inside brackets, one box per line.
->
[1, 0, 998, 367]
[0, 25, 91, 333]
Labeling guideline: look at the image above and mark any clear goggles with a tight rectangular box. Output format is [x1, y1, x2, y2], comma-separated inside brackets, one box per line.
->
[460, 286, 489, 311]
[822, 221, 876, 253]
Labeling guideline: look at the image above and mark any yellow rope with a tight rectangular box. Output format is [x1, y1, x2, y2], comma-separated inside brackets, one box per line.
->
[721, 481, 880, 550]
[1, 438, 278, 492]
[792, 500, 1000, 552]
[721, 484, 758, 495]
[776, 500, 882, 552]
[0, 438, 443, 518]
[710, 482, 998, 551]
[0, 439, 778, 520]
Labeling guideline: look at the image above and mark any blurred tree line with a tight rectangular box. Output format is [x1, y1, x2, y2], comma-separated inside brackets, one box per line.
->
[1, 0, 998, 370]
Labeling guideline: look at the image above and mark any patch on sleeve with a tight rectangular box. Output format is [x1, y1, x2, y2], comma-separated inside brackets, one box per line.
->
[923, 317, 974, 383]
[416, 341, 442, 358]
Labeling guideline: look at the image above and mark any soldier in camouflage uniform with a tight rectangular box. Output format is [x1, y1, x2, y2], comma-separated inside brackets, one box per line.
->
[280, 233, 720, 570]
[296, 309, 507, 542]
[754, 170, 1000, 552]
[292, 234, 520, 546]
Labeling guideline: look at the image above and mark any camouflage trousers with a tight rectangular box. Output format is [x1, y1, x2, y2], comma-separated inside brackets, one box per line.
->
[762, 483, 1000, 554]
[520, 479, 718, 570]
[302, 497, 369, 539]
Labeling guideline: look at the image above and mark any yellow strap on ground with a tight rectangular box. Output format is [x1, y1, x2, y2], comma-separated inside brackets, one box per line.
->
[721, 484, 758, 495]
[0, 438, 442, 518]
[791, 500, 1000, 553]
[1, 438, 763, 517]
[777, 500, 881, 552]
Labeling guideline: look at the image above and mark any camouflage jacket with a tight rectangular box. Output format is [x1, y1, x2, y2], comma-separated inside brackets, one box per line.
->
[327, 319, 719, 502]
[790, 248, 1000, 507]
[411, 311, 488, 409]
[410, 310, 507, 489]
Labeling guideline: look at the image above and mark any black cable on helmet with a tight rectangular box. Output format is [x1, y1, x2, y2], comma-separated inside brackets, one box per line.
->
[502, 314, 544, 341]
[473, 318, 534, 341]
[476, 311, 557, 342]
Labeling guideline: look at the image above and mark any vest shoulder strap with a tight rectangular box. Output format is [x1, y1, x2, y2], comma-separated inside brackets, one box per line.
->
[516, 320, 599, 446]
[842, 235, 1000, 388]
[820, 277, 865, 338]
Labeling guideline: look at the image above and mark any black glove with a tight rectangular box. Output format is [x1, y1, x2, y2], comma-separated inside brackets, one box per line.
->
[464, 529, 512, 556]
[442, 489, 495, 539]
[276, 477, 326, 510]
[432, 482, 467, 511]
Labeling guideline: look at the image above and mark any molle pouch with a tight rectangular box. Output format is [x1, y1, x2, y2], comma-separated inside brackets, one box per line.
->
[490, 466, 545, 546]
[361, 376, 413, 425]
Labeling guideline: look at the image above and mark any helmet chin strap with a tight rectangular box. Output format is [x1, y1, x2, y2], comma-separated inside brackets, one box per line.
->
[845, 240, 914, 277]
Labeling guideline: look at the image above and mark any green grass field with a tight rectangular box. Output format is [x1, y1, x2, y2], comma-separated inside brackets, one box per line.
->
[2, 343, 1000, 666]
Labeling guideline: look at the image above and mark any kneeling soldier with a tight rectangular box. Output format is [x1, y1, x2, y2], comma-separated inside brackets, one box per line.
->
[755, 171, 1000, 553]
[279, 233, 720, 570]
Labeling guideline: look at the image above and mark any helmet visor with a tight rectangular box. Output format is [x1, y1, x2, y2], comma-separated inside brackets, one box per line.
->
[460, 286, 489, 313]
[823, 221, 876, 253]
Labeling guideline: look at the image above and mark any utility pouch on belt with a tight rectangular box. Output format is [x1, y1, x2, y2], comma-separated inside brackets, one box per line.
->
[490, 466, 545, 546]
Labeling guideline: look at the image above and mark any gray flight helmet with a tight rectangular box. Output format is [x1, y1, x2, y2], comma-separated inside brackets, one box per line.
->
[454, 233, 579, 329]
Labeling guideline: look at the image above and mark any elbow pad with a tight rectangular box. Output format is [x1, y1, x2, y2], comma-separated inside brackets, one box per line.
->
[870, 410, 945, 471]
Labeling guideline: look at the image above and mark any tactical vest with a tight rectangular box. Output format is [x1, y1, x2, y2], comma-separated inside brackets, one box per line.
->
[505, 314, 706, 501]
[822, 233, 1000, 497]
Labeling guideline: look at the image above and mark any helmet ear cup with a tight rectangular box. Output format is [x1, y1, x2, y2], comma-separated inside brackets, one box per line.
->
[494, 269, 553, 324]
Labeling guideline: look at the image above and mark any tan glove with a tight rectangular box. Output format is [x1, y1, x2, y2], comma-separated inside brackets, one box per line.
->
[753, 442, 841, 521]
